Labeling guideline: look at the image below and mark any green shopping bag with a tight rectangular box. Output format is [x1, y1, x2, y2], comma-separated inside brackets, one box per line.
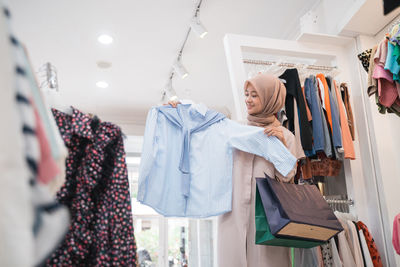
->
[255, 185, 323, 248]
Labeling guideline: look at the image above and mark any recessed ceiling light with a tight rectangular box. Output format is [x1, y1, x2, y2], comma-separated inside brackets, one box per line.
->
[97, 61, 112, 69]
[96, 81, 109, 88]
[98, 34, 113, 45]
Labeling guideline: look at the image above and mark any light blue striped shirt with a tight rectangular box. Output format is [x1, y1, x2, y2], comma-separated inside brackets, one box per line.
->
[137, 104, 297, 218]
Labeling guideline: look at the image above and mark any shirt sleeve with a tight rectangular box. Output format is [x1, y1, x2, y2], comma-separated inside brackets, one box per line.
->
[137, 108, 159, 201]
[224, 119, 297, 177]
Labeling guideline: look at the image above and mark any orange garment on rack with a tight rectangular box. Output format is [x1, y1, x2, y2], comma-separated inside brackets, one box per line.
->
[334, 80, 355, 160]
[341, 83, 355, 141]
[316, 74, 333, 132]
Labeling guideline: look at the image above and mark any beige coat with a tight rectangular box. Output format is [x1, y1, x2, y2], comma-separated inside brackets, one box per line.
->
[217, 126, 303, 267]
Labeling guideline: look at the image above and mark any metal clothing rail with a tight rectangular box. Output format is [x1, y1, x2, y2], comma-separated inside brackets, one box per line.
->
[324, 197, 355, 206]
[242, 59, 337, 71]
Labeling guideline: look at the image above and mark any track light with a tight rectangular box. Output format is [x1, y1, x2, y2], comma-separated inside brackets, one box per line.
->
[190, 18, 208, 38]
[173, 60, 189, 79]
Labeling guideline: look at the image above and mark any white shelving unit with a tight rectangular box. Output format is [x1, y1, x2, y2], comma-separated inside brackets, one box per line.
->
[223, 32, 396, 266]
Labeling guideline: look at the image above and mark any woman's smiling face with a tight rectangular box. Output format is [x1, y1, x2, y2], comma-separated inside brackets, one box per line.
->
[244, 83, 262, 115]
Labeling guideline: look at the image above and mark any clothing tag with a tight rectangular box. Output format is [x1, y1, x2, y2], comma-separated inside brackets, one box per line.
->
[181, 99, 208, 116]
[192, 103, 208, 116]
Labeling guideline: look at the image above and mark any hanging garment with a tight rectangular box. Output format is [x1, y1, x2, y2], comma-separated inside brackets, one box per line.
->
[0, 8, 34, 266]
[389, 24, 400, 44]
[31, 105, 70, 267]
[375, 39, 389, 67]
[321, 243, 334, 267]
[305, 76, 332, 157]
[48, 108, 137, 266]
[217, 126, 303, 267]
[335, 216, 357, 267]
[357, 227, 374, 267]
[330, 237, 344, 267]
[43, 95, 68, 194]
[358, 49, 372, 72]
[35, 106, 60, 184]
[357, 221, 383, 267]
[326, 77, 343, 150]
[326, 78, 339, 113]
[368, 45, 379, 96]
[321, 238, 343, 267]
[277, 107, 289, 127]
[317, 74, 333, 130]
[1, 12, 70, 267]
[294, 248, 319, 267]
[393, 214, 400, 255]
[340, 83, 356, 141]
[316, 77, 335, 158]
[346, 220, 364, 267]
[370, 39, 394, 113]
[304, 77, 325, 152]
[317, 74, 342, 151]
[334, 81, 355, 159]
[279, 68, 313, 150]
[316, 246, 325, 267]
[385, 42, 400, 81]
[302, 86, 313, 122]
[327, 78, 345, 157]
[293, 98, 306, 159]
[138, 104, 297, 218]
[373, 60, 398, 107]
[373, 38, 399, 108]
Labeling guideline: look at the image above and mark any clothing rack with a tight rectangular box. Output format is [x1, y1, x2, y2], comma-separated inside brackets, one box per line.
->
[242, 59, 337, 71]
[38, 62, 58, 91]
[324, 196, 354, 213]
[324, 198, 354, 206]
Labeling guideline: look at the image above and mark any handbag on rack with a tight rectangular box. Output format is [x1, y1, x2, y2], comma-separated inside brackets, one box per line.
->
[255, 174, 343, 244]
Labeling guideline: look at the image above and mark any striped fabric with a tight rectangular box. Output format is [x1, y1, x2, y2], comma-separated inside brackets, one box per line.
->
[138, 104, 297, 218]
[5, 7, 70, 266]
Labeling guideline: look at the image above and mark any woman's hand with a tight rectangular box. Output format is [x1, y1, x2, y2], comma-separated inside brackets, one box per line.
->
[264, 126, 287, 147]
[164, 100, 181, 108]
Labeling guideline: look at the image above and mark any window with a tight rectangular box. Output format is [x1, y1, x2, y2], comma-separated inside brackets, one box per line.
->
[125, 136, 217, 267]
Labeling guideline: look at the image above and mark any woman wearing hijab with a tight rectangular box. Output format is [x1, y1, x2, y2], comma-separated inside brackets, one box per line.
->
[169, 73, 302, 266]
[217, 74, 303, 267]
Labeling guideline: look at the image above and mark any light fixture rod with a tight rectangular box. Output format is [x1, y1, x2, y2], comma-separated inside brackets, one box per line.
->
[162, 0, 205, 102]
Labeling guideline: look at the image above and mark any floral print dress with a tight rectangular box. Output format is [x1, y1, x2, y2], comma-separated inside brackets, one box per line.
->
[46, 108, 137, 266]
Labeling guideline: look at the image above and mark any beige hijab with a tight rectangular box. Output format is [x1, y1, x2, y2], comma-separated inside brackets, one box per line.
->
[245, 73, 286, 127]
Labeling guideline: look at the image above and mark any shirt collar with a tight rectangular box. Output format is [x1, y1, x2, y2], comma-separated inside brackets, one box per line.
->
[180, 99, 208, 117]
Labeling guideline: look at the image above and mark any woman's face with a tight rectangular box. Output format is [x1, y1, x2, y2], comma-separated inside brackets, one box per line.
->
[245, 83, 263, 115]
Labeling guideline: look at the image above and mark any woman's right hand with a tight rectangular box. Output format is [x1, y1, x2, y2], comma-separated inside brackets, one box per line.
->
[164, 100, 180, 108]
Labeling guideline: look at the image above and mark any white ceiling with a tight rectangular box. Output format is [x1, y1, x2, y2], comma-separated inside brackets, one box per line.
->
[341, 0, 400, 36]
[6, 0, 319, 129]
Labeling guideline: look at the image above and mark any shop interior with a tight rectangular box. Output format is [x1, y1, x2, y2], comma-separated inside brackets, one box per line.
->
[1, 0, 400, 266]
